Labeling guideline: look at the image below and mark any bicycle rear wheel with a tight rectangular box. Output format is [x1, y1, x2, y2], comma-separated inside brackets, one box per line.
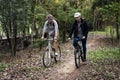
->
[54, 46, 61, 62]
[74, 49, 80, 68]
[43, 48, 52, 68]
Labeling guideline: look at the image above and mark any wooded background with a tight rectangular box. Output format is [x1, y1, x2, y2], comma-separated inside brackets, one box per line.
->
[0, 0, 120, 56]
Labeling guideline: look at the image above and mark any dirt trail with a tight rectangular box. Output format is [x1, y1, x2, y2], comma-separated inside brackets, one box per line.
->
[0, 34, 117, 80]
[40, 34, 117, 80]
[39, 35, 104, 80]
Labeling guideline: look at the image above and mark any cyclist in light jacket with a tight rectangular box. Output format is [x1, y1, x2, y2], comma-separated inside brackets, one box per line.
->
[41, 14, 59, 56]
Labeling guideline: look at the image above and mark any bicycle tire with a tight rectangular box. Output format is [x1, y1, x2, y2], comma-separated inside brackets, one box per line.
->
[74, 49, 80, 68]
[80, 50, 84, 62]
[54, 46, 61, 62]
[43, 48, 52, 68]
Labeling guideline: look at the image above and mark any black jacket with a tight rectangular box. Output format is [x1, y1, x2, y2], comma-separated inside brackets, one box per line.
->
[69, 18, 88, 38]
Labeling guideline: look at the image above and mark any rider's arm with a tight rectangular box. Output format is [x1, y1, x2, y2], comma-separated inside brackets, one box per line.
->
[42, 21, 48, 38]
[83, 21, 88, 38]
[53, 20, 58, 38]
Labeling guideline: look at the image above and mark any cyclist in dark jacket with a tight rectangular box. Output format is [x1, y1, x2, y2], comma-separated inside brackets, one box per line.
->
[68, 12, 88, 62]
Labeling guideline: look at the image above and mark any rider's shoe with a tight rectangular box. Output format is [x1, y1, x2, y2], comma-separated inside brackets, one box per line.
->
[55, 52, 58, 56]
[82, 59, 87, 65]
[81, 55, 84, 62]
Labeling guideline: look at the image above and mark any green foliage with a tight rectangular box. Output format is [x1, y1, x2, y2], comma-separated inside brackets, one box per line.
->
[98, 2, 120, 21]
[0, 62, 7, 72]
[105, 26, 117, 37]
[92, 0, 120, 23]
[91, 0, 120, 40]
[31, 39, 46, 49]
[89, 31, 106, 35]
[0, 0, 119, 47]
[88, 48, 120, 63]
[0, 0, 30, 33]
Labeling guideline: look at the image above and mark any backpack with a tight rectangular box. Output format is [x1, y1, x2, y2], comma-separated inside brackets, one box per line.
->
[47, 21, 55, 27]
[46, 19, 59, 28]
[45, 19, 59, 37]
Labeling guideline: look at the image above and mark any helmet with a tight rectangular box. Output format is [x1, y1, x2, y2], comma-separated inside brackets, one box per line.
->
[74, 12, 81, 18]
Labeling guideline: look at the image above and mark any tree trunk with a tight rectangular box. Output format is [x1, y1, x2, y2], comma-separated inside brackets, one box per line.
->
[75, 0, 78, 9]
[93, 10, 97, 32]
[115, 12, 120, 40]
[4, 24, 11, 49]
[31, 0, 38, 37]
[11, 16, 17, 56]
[62, 5, 67, 42]
[62, 24, 66, 42]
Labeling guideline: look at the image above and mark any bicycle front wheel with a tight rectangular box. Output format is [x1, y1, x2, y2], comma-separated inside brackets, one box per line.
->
[74, 50, 80, 68]
[43, 48, 52, 68]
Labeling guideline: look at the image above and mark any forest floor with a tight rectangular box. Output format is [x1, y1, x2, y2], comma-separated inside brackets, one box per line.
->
[0, 33, 120, 80]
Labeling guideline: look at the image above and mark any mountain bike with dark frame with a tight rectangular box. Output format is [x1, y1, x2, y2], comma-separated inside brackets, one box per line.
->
[42, 35, 61, 68]
[74, 41, 84, 68]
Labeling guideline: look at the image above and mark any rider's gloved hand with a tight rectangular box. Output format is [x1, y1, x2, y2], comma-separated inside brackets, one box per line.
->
[68, 38, 71, 40]
[54, 36, 57, 42]
[55, 36, 57, 39]
[82, 36, 85, 39]
[41, 36, 44, 39]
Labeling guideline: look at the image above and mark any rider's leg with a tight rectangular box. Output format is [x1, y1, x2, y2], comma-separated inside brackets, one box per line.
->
[81, 38, 87, 61]
[73, 37, 79, 49]
[54, 39, 58, 55]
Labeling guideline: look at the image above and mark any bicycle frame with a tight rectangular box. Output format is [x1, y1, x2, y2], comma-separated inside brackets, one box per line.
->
[77, 41, 83, 52]
[43, 34, 61, 68]
[44, 33, 54, 51]
[46, 38, 53, 58]
[74, 40, 83, 68]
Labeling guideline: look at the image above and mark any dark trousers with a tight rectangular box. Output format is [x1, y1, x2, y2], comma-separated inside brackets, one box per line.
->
[73, 36, 87, 60]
